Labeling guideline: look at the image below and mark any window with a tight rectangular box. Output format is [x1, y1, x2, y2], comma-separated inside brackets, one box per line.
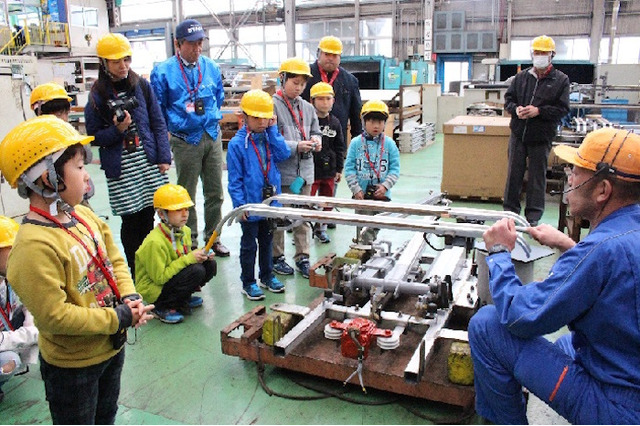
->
[599, 37, 640, 64]
[70, 6, 99, 28]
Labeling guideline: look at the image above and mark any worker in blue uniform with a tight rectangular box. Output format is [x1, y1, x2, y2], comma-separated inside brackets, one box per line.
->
[469, 127, 640, 424]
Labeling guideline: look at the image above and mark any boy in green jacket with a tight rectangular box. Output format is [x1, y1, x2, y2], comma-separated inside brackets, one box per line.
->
[135, 184, 216, 324]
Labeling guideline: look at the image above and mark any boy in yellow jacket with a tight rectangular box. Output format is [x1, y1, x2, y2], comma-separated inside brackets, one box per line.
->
[0, 115, 154, 424]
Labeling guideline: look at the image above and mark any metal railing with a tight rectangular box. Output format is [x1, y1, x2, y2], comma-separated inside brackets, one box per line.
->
[0, 22, 70, 56]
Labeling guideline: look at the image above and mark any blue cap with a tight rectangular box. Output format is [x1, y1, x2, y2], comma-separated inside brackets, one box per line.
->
[175, 19, 207, 42]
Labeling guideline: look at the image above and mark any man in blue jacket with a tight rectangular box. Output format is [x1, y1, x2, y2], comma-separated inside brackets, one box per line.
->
[470, 128, 640, 424]
[151, 19, 230, 256]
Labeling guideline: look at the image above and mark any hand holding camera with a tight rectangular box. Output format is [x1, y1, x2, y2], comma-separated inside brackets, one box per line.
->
[113, 110, 132, 133]
[298, 139, 316, 159]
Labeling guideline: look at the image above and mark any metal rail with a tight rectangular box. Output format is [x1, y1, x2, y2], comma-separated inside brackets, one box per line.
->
[206, 201, 532, 257]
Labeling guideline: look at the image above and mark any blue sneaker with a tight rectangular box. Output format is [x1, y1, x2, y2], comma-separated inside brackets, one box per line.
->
[260, 276, 285, 293]
[241, 282, 265, 301]
[188, 296, 203, 309]
[295, 256, 311, 279]
[273, 256, 294, 275]
[152, 308, 184, 324]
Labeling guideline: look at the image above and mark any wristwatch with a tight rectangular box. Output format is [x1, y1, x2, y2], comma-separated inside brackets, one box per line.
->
[488, 243, 511, 255]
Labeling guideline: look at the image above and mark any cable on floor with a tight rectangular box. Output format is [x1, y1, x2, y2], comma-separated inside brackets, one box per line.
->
[400, 401, 477, 425]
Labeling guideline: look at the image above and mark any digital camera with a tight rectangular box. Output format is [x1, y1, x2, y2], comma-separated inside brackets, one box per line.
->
[262, 184, 276, 200]
[107, 96, 139, 123]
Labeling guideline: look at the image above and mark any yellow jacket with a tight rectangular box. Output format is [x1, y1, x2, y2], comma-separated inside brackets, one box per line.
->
[7, 205, 136, 368]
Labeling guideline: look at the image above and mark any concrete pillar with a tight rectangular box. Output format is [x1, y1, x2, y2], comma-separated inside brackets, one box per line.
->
[284, 0, 295, 57]
[590, 0, 605, 64]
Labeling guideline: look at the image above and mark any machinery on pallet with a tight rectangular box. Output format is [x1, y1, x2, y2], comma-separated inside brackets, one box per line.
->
[216, 194, 548, 409]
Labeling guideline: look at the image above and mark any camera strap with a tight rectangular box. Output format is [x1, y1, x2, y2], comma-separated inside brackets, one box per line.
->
[249, 133, 271, 184]
[176, 54, 202, 101]
[0, 284, 14, 331]
[362, 133, 385, 182]
[29, 206, 121, 301]
[277, 90, 307, 140]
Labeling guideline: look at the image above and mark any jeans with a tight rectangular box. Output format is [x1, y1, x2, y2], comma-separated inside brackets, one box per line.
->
[120, 206, 155, 277]
[240, 220, 273, 285]
[154, 260, 216, 310]
[0, 351, 21, 390]
[171, 131, 224, 246]
[468, 305, 640, 424]
[39, 349, 125, 425]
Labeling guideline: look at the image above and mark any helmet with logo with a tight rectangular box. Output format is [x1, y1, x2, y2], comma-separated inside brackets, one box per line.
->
[531, 35, 555, 52]
[240, 89, 274, 119]
[0, 216, 19, 249]
[96, 33, 133, 60]
[278, 57, 312, 77]
[153, 184, 194, 211]
[318, 36, 343, 55]
[554, 128, 640, 182]
[30, 82, 72, 109]
[310, 82, 335, 98]
[360, 99, 389, 119]
[0, 115, 94, 189]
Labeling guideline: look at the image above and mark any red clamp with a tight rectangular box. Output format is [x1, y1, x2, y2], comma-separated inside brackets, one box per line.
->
[330, 318, 392, 360]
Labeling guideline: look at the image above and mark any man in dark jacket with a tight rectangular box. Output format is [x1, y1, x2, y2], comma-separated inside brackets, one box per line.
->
[302, 35, 362, 147]
[503, 35, 570, 225]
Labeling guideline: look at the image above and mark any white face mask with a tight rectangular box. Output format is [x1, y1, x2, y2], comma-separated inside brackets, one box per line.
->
[532, 54, 551, 69]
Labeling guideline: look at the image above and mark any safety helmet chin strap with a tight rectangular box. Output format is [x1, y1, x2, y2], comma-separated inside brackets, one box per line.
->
[19, 154, 70, 216]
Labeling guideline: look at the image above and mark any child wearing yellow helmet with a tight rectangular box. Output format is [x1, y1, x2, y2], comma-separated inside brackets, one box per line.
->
[134, 184, 216, 323]
[0, 115, 154, 424]
[228, 90, 291, 300]
[0, 216, 38, 405]
[272, 58, 323, 279]
[308, 82, 345, 244]
[344, 100, 401, 244]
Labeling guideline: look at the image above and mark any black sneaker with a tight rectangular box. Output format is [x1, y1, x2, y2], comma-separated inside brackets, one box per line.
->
[295, 257, 311, 279]
[314, 230, 331, 243]
[273, 255, 294, 275]
[327, 223, 336, 229]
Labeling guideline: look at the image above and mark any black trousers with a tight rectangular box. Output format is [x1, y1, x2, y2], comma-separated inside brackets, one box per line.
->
[154, 260, 216, 310]
[120, 206, 155, 278]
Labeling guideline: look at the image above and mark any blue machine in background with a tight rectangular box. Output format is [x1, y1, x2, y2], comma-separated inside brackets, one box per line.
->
[340, 55, 435, 90]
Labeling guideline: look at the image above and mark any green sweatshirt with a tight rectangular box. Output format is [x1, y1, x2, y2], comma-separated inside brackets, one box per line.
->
[134, 223, 197, 303]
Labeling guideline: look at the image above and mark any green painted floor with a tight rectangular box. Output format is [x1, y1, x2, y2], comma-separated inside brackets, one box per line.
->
[1, 134, 568, 425]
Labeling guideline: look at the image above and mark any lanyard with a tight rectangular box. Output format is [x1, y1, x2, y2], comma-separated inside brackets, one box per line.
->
[29, 206, 121, 300]
[176, 54, 202, 101]
[319, 65, 340, 86]
[277, 90, 307, 140]
[0, 285, 13, 331]
[362, 133, 385, 182]
[158, 223, 188, 257]
[249, 133, 271, 183]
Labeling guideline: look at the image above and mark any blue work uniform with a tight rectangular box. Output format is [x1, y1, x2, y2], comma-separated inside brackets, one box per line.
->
[469, 203, 640, 424]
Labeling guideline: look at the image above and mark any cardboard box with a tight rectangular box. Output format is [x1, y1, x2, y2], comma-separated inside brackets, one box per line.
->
[441, 115, 511, 199]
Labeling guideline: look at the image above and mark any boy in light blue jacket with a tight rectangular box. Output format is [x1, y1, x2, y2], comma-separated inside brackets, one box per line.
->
[344, 100, 400, 244]
[227, 90, 291, 300]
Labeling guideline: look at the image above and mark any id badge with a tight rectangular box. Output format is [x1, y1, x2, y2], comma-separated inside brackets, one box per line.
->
[185, 102, 195, 113]
[194, 98, 205, 116]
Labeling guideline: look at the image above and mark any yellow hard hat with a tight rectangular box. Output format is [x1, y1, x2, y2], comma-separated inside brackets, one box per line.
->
[318, 36, 343, 55]
[30, 82, 72, 109]
[361, 100, 389, 118]
[0, 216, 19, 248]
[0, 115, 94, 188]
[96, 33, 133, 60]
[240, 89, 274, 119]
[554, 128, 640, 182]
[278, 57, 312, 77]
[310, 82, 335, 98]
[531, 35, 555, 52]
[153, 184, 194, 211]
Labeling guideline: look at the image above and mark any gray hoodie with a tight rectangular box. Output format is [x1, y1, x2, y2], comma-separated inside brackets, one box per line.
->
[272, 93, 321, 185]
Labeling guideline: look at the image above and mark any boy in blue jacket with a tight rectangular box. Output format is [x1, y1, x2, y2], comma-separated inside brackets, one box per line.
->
[227, 90, 291, 300]
[344, 100, 400, 244]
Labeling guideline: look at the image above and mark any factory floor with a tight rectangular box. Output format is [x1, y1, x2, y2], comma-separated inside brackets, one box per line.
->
[0, 134, 571, 425]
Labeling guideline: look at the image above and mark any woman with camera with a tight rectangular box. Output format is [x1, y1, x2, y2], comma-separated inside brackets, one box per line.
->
[85, 33, 171, 277]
